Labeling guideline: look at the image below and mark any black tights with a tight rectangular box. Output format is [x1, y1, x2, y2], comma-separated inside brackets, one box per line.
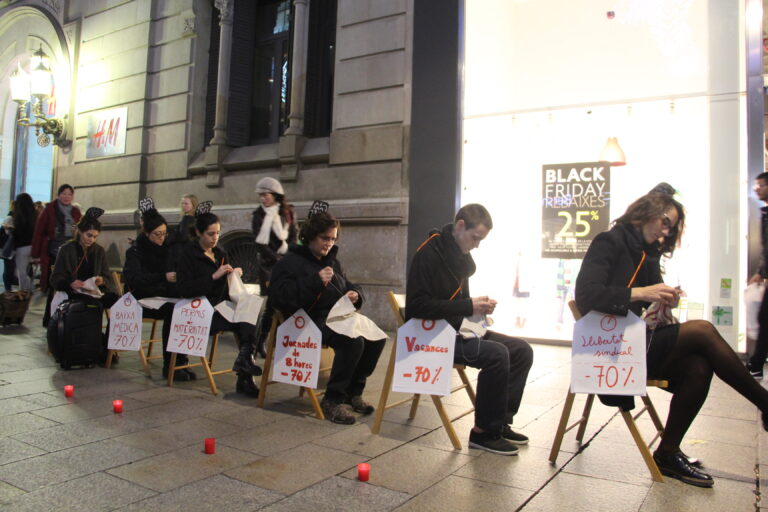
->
[657, 320, 768, 453]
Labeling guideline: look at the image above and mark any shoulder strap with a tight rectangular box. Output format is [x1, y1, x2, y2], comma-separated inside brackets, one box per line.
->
[627, 250, 646, 288]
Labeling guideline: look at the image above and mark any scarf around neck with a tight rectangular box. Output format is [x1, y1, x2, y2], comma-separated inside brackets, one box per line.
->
[256, 204, 288, 253]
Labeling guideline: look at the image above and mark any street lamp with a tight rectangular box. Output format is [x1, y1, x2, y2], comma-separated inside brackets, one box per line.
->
[10, 46, 67, 147]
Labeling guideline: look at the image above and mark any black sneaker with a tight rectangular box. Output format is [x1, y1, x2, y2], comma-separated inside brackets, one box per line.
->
[321, 400, 356, 425]
[653, 450, 713, 488]
[501, 425, 529, 445]
[748, 363, 764, 379]
[468, 430, 519, 455]
[346, 395, 375, 415]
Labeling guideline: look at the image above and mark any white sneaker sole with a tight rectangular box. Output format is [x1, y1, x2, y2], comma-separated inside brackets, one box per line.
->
[468, 440, 519, 456]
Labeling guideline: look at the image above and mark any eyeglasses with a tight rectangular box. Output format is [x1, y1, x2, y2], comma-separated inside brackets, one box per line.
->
[318, 235, 337, 244]
[150, 230, 168, 238]
[661, 213, 676, 231]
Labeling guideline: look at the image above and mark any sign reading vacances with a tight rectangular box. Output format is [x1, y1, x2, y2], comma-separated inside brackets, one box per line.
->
[541, 162, 610, 259]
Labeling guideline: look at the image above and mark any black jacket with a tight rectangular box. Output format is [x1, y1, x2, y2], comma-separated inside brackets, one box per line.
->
[123, 234, 177, 299]
[760, 206, 768, 277]
[575, 223, 663, 318]
[405, 224, 474, 331]
[270, 243, 362, 328]
[167, 215, 196, 270]
[176, 241, 229, 306]
[574, 222, 665, 410]
[251, 205, 298, 268]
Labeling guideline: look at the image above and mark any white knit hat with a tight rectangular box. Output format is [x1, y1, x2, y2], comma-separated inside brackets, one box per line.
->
[256, 177, 284, 195]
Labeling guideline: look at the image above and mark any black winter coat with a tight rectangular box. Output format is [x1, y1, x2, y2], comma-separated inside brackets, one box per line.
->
[123, 234, 177, 299]
[251, 205, 298, 268]
[270, 244, 362, 328]
[176, 241, 230, 306]
[405, 224, 474, 331]
[575, 222, 666, 410]
[575, 223, 663, 318]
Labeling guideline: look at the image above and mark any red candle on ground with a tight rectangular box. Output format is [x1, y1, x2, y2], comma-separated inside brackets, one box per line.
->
[357, 463, 370, 482]
[113, 400, 123, 413]
[204, 438, 216, 454]
[64, 385, 74, 397]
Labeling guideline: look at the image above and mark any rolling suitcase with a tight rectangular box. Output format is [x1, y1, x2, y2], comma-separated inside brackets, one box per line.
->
[47, 298, 104, 369]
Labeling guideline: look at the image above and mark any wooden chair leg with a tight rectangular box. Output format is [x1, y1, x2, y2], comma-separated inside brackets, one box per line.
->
[620, 410, 664, 482]
[549, 391, 577, 464]
[137, 347, 150, 377]
[409, 394, 421, 419]
[575, 394, 595, 443]
[431, 395, 462, 450]
[456, 366, 477, 406]
[105, 349, 116, 369]
[145, 319, 158, 358]
[305, 388, 325, 420]
[167, 352, 177, 387]
[199, 356, 218, 395]
[642, 395, 665, 434]
[372, 340, 398, 434]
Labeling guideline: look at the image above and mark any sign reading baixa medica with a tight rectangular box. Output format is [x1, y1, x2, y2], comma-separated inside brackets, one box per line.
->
[392, 318, 456, 396]
[167, 298, 214, 358]
[571, 311, 647, 396]
[272, 309, 321, 389]
[541, 162, 610, 259]
[107, 293, 143, 351]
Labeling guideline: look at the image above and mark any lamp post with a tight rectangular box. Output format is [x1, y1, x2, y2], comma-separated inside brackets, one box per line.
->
[10, 46, 67, 147]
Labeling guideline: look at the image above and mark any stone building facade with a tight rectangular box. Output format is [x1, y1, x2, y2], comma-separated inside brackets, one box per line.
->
[0, 0, 416, 329]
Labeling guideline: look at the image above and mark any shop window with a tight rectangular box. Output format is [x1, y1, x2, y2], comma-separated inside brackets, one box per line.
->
[12, 102, 53, 202]
[204, 0, 337, 147]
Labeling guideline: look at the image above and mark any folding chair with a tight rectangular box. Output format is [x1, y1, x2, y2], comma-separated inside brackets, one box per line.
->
[105, 270, 158, 376]
[371, 291, 476, 450]
[548, 300, 667, 482]
[257, 313, 331, 419]
[166, 330, 236, 395]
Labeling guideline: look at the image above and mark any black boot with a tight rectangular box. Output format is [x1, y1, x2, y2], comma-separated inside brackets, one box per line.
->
[236, 373, 259, 398]
[255, 337, 267, 359]
[232, 343, 262, 376]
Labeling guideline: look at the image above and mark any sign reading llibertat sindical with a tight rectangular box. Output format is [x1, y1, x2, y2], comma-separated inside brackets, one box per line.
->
[542, 162, 610, 259]
[86, 107, 127, 158]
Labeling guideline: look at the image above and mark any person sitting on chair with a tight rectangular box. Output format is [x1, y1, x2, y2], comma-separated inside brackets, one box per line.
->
[123, 198, 194, 381]
[49, 207, 119, 357]
[175, 203, 261, 397]
[270, 201, 386, 425]
[406, 203, 533, 456]
[575, 183, 768, 487]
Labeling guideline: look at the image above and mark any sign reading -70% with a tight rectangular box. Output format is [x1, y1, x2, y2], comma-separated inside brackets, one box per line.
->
[167, 297, 214, 358]
[392, 318, 456, 396]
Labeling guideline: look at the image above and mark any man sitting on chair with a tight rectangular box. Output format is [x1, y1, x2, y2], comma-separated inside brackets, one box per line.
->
[406, 203, 533, 455]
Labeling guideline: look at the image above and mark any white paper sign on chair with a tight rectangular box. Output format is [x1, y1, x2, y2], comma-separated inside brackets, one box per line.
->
[571, 311, 647, 396]
[167, 298, 214, 357]
[107, 293, 143, 351]
[392, 318, 456, 396]
[272, 309, 321, 389]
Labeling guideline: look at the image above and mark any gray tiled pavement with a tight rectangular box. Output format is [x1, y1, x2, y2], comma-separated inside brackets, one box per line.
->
[0, 293, 765, 511]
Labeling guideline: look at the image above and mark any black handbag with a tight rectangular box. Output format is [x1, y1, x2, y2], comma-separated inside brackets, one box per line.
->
[0, 230, 14, 260]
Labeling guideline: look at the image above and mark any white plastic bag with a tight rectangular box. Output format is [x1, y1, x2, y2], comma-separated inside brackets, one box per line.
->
[745, 282, 765, 339]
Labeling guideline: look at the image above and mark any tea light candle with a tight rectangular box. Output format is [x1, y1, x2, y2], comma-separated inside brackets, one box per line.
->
[112, 400, 123, 414]
[204, 438, 216, 454]
[64, 385, 74, 397]
[357, 463, 370, 482]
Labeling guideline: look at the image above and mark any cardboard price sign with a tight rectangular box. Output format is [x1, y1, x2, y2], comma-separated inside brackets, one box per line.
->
[392, 318, 456, 396]
[168, 298, 214, 357]
[107, 293, 143, 351]
[272, 309, 321, 389]
[571, 311, 647, 396]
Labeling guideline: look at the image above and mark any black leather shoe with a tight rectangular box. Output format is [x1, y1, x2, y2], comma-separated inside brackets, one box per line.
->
[653, 451, 713, 488]
[236, 374, 259, 398]
[162, 367, 191, 382]
[182, 368, 197, 380]
[232, 354, 263, 376]
[680, 451, 702, 468]
[762, 410, 768, 432]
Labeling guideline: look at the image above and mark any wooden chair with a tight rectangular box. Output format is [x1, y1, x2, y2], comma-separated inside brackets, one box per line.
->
[166, 330, 237, 395]
[371, 292, 476, 450]
[105, 270, 160, 376]
[548, 300, 667, 482]
[257, 313, 328, 419]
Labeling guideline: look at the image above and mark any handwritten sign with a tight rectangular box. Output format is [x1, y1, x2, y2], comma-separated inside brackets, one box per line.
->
[107, 293, 143, 351]
[542, 162, 610, 259]
[272, 309, 321, 389]
[392, 318, 456, 396]
[167, 298, 214, 357]
[571, 311, 647, 396]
